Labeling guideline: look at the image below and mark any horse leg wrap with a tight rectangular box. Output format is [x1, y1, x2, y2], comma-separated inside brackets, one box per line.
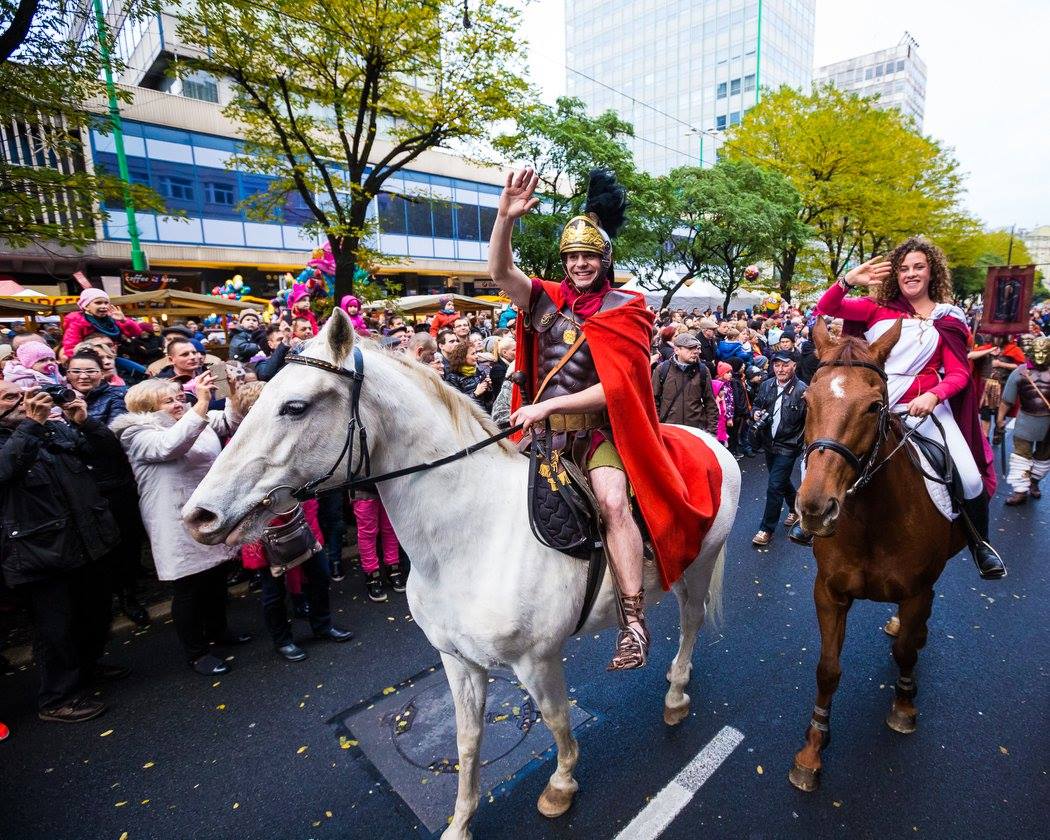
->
[895, 676, 917, 700]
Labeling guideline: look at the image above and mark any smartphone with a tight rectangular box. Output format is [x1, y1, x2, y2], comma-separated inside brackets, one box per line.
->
[208, 361, 231, 399]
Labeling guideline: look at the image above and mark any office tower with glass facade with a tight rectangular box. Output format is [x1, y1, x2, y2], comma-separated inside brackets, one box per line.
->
[564, 0, 816, 174]
[813, 33, 927, 129]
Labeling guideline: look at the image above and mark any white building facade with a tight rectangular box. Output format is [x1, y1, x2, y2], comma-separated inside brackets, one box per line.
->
[812, 33, 927, 129]
[564, 0, 816, 174]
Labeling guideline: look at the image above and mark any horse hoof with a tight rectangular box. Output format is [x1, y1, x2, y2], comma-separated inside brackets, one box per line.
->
[537, 783, 576, 818]
[883, 616, 901, 637]
[788, 762, 821, 792]
[886, 708, 917, 734]
[663, 702, 690, 726]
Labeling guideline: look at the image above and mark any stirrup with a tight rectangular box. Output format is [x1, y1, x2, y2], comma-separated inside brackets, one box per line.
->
[607, 592, 650, 671]
[971, 541, 1007, 580]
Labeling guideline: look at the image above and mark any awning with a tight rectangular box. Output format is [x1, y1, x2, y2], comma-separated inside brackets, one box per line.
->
[390, 293, 501, 314]
[55, 289, 256, 316]
[0, 297, 57, 317]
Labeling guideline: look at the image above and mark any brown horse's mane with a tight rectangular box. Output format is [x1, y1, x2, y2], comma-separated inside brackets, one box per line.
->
[822, 335, 879, 367]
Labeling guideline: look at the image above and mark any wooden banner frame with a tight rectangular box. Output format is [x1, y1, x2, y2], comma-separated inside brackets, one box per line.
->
[980, 265, 1034, 335]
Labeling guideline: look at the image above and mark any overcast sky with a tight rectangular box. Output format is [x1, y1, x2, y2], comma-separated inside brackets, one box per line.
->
[519, 0, 1049, 231]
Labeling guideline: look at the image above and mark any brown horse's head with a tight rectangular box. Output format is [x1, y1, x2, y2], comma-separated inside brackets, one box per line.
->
[796, 317, 902, 536]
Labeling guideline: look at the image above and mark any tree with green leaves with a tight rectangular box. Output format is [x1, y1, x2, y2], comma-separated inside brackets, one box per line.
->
[177, 0, 528, 299]
[721, 85, 964, 299]
[0, 0, 165, 249]
[491, 96, 647, 281]
[639, 161, 806, 311]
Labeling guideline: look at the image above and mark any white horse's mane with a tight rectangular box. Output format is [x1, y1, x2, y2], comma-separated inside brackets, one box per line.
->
[327, 338, 516, 457]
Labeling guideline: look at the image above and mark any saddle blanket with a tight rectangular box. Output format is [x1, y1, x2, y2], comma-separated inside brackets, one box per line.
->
[909, 441, 957, 521]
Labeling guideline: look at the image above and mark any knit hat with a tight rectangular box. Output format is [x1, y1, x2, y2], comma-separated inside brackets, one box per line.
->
[716, 362, 732, 377]
[16, 341, 56, 368]
[288, 285, 310, 307]
[239, 308, 261, 323]
[77, 288, 109, 310]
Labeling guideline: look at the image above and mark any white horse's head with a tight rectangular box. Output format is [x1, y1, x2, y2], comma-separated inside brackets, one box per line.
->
[183, 309, 369, 545]
[183, 308, 506, 546]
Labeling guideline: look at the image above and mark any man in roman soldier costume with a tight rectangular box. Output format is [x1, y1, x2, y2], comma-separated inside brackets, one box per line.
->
[489, 168, 722, 671]
[997, 335, 1050, 505]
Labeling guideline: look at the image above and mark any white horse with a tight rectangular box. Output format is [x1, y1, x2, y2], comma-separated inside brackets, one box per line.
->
[183, 310, 740, 839]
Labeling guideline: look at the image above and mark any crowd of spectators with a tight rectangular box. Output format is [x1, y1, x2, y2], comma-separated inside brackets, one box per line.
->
[0, 281, 1046, 738]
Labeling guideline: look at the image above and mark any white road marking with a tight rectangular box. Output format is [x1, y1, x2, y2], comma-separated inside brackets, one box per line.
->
[830, 374, 846, 399]
[613, 725, 744, 840]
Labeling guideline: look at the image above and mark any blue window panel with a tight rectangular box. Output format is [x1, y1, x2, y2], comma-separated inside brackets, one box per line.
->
[282, 191, 313, 225]
[157, 215, 204, 243]
[244, 222, 283, 248]
[431, 175, 454, 187]
[377, 192, 407, 234]
[202, 218, 245, 246]
[479, 205, 497, 239]
[141, 124, 191, 144]
[432, 199, 454, 239]
[117, 121, 145, 138]
[188, 132, 240, 153]
[454, 203, 480, 241]
[238, 173, 277, 217]
[729, 111, 741, 125]
[92, 130, 146, 158]
[105, 210, 157, 242]
[730, 77, 741, 95]
[199, 167, 241, 220]
[405, 197, 432, 237]
[150, 160, 200, 214]
[402, 170, 431, 185]
[476, 183, 502, 195]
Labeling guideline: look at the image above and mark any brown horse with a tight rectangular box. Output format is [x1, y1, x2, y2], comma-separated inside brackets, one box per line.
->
[788, 317, 967, 792]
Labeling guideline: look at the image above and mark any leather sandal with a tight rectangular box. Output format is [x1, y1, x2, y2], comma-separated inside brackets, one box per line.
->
[607, 592, 650, 671]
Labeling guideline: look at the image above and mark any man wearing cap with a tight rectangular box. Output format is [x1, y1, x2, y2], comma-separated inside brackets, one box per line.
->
[491, 167, 723, 671]
[750, 349, 810, 547]
[696, 317, 719, 376]
[652, 333, 718, 434]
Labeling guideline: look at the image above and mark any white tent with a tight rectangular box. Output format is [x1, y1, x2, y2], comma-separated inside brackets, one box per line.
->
[620, 274, 765, 311]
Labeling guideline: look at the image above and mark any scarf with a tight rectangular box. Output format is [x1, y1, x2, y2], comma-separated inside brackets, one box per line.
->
[459, 364, 477, 377]
[560, 275, 611, 320]
[884, 296, 995, 496]
[84, 312, 121, 338]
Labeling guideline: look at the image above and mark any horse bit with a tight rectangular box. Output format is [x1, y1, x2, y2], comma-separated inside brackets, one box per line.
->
[802, 360, 940, 498]
[261, 347, 520, 515]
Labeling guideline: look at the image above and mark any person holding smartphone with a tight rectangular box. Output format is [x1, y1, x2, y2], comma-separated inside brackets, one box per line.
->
[111, 373, 247, 676]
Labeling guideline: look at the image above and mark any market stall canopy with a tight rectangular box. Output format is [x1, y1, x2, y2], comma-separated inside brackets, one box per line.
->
[0, 279, 47, 297]
[0, 297, 57, 317]
[620, 275, 766, 311]
[392, 293, 502, 314]
[55, 289, 256, 317]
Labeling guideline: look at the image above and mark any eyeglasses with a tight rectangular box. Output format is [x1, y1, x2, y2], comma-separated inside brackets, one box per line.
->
[67, 369, 101, 377]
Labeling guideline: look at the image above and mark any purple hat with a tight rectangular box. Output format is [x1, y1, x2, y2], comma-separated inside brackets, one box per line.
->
[16, 341, 56, 368]
[77, 288, 109, 310]
[289, 285, 310, 307]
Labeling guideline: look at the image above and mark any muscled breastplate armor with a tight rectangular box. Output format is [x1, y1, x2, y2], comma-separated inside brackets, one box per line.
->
[528, 288, 632, 402]
[1018, 368, 1050, 416]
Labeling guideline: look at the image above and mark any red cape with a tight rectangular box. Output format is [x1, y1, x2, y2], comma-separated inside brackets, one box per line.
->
[514, 281, 722, 589]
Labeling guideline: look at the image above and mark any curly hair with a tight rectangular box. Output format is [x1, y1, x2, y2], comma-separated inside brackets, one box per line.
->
[877, 236, 953, 304]
[444, 339, 473, 370]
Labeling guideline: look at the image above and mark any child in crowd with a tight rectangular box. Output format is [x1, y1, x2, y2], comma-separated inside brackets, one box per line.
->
[354, 489, 404, 603]
[4, 342, 69, 418]
[712, 361, 735, 447]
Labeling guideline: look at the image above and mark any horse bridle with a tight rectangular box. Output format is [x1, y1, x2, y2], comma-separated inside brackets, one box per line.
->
[803, 360, 899, 498]
[261, 347, 520, 512]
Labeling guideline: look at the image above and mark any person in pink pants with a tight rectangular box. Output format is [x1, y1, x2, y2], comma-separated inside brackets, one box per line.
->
[353, 490, 405, 602]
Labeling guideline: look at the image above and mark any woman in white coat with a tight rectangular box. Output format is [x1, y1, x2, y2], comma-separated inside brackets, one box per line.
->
[111, 374, 247, 676]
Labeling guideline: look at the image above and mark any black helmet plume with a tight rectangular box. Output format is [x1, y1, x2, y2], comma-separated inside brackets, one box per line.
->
[583, 168, 627, 239]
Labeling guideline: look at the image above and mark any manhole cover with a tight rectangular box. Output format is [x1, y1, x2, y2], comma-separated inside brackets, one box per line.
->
[330, 665, 595, 833]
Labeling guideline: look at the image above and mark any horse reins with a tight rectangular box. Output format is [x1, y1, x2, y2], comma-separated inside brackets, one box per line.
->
[803, 360, 949, 498]
[261, 348, 522, 511]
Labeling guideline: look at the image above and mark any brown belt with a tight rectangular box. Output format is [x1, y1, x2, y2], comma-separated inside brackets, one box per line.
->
[547, 411, 609, 433]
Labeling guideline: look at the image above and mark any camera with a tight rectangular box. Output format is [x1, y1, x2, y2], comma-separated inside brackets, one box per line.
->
[41, 384, 77, 405]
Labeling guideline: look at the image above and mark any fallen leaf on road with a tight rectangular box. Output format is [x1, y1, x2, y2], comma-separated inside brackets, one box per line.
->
[999, 746, 1009, 755]
[142, 761, 154, 769]
[325, 811, 333, 818]
[833, 801, 842, 808]
[216, 704, 226, 711]
[232, 803, 239, 810]
[115, 801, 127, 808]
[100, 730, 114, 737]
[338, 736, 358, 749]
[119, 833, 128, 840]
[756, 765, 763, 774]
[382, 687, 396, 695]
[297, 746, 308, 754]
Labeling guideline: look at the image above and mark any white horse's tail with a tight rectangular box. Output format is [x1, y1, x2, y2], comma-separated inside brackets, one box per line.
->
[704, 544, 726, 631]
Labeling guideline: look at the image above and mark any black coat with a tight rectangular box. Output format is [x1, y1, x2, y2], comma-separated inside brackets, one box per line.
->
[0, 419, 120, 586]
[229, 327, 266, 362]
[751, 375, 808, 456]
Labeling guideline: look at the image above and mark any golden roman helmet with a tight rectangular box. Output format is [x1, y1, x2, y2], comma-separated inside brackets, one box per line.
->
[558, 212, 613, 268]
[1021, 334, 1049, 367]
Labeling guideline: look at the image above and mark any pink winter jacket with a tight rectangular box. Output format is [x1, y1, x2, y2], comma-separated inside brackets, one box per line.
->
[61, 311, 146, 358]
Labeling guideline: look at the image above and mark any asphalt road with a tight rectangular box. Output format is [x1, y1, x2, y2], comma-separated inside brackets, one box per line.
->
[1, 456, 1046, 840]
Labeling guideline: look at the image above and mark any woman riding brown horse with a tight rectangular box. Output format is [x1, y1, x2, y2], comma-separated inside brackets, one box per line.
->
[788, 317, 967, 792]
